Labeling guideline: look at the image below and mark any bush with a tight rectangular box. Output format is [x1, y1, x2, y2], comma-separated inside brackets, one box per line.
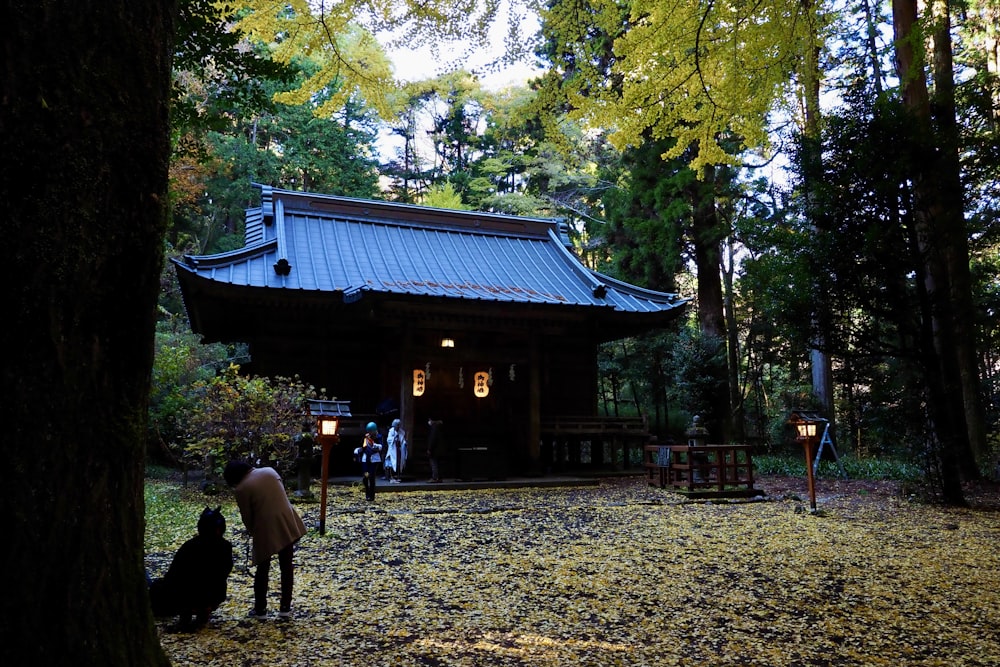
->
[754, 453, 921, 481]
[182, 364, 322, 479]
[148, 323, 237, 464]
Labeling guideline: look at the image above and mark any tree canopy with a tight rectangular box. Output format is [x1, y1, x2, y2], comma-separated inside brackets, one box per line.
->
[547, 0, 824, 170]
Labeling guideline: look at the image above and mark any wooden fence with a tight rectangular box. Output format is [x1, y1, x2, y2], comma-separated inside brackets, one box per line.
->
[644, 443, 760, 498]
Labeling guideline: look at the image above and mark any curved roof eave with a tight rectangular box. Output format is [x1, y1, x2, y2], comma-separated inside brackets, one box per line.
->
[172, 188, 690, 331]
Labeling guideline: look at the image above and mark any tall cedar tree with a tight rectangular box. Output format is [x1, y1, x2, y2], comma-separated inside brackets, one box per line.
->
[602, 139, 732, 438]
[892, 0, 967, 503]
[1, 1, 175, 664]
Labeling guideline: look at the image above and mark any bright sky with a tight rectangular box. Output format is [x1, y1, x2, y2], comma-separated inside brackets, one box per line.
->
[388, 43, 543, 91]
[384, 2, 543, 91]
[375, 6, 544, 163]
[394, 52, 541, 92]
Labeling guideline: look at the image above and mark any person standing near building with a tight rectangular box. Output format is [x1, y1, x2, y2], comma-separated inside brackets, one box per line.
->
[427, 418, 445, 483]
[384, 418, 406, 483]
[223, 460, 307, 619]
[359, 421, 382, 501]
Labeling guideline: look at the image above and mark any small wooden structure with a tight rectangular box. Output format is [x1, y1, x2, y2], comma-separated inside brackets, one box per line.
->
[309, 399, 351, 535]
[789, 409, 848, 479]
[644, 416, 759, 498]
[644, 443, 758, 498]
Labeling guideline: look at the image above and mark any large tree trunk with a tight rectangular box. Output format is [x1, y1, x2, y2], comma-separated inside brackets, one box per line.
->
[1, 2, 174, 665]
[691, 164, 731, 440]
[892, 0, 966, 505]
[800, 0, 835, 418]
[928, 0, 986, 477]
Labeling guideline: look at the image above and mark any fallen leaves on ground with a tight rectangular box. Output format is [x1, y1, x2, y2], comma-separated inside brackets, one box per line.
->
[146, 476, 1000, 666]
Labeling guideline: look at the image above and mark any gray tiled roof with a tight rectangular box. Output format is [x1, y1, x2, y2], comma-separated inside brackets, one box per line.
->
[174, 185, 686, 315]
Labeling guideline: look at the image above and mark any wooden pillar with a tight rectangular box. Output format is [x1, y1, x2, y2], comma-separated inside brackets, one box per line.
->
[400, 325, 414, 450]
[528, 332, 541, 474]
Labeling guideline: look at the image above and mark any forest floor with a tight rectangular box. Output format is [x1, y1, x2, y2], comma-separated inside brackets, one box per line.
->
[146, 473, 1000, 666]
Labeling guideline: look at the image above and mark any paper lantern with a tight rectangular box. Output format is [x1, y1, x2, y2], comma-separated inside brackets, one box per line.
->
[473, 371, 490, 398]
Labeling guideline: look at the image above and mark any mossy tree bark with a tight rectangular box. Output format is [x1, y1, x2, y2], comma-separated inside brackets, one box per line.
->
[1, 1, 175, 664]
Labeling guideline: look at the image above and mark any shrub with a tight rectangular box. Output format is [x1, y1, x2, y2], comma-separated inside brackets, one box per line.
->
[148, 324, 237, 464]
[182, 364, 323, 480]
[754, 453, 922, 481]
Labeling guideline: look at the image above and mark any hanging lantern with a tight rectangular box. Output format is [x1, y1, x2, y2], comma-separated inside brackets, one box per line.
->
[473, 371, 490, 398]
[412, 369, 426, 397]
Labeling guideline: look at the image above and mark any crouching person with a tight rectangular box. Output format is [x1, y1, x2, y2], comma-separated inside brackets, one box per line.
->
[149, 507, 234, 632]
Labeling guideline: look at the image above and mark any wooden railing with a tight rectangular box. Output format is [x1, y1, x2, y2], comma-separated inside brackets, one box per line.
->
[540, 416, 652, 472]
[541, 416, 649, 435]
[644, 443, 759, 498]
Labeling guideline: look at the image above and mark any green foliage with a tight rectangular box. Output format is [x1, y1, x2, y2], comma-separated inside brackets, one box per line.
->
[754, 454, 923, 482]
[793, 94, 922, 360]
[231, 0, 538, 121]
[598, 333, 674, 434]
[234, 1, 396, 118]
[664, 326, 728, 431]
[149, 315, 320, 480]
[423, 181, 470, 210]
[148, 320, 240, 463]
[172, 0, 295, 137]
[183, 364, 323, 477]
[538, 0, 823, 170]
[598, 138, 696, 292]
[169, 55, 382, 256]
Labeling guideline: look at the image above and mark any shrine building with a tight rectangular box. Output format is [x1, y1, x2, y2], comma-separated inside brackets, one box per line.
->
[173, 185, 688, 478]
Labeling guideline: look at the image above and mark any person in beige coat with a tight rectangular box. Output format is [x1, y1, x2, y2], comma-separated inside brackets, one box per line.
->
[224, 461, 307, 619]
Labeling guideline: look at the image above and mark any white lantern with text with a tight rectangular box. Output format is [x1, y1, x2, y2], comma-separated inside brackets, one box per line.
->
[473, 371, 490, 398]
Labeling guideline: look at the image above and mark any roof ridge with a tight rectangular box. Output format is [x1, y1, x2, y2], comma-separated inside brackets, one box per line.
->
[264, 186, 559, 239]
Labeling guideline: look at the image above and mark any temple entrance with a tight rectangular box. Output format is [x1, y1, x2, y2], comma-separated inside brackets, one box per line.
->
[410, 359, 528, 479]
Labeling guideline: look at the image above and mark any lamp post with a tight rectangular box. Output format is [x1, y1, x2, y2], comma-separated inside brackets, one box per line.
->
[316, 414, 340, 535]
[793, 418, 819, 512]
[309, 399, 351, 536]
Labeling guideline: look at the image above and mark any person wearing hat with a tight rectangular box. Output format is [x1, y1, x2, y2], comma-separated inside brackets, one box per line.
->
[223, 460, 307, 619]
[358, 421, 383, 501]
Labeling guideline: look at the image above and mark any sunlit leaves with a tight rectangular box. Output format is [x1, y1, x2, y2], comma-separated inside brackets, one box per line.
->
[231, 0, 540, 118]
[554, 0, 826, 170]
[235, 1, 396, 116]
[149, 477, 1000, 665]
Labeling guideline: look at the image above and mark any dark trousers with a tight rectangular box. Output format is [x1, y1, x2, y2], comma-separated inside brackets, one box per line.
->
[254, 543, 294, 613]
[362, 471, 377, 501]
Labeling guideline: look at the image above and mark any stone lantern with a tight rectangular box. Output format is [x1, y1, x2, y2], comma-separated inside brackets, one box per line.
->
[686, 416, 710, 482]
[686, 415, 709, 447]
